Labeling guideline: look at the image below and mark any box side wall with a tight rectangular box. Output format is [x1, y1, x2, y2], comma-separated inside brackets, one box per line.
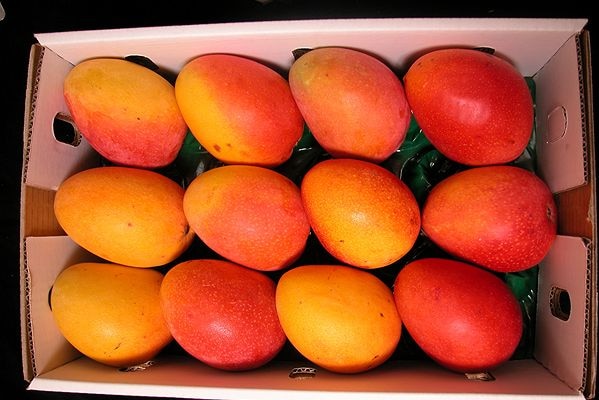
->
[20, 43, 104, 380]
[577, 30, 596, 400]
[533, 30, 596, 399]
[29, 357, 582, 400]
[34, 18, 587, 81]
[20, 43, 43, 383]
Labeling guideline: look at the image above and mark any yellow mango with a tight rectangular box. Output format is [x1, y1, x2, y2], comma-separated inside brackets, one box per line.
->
[51, 262, 173, 368]
[54, 166, 195, 267]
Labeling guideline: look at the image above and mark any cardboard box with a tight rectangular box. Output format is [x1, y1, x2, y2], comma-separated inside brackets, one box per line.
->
[20, 18, 596, 399]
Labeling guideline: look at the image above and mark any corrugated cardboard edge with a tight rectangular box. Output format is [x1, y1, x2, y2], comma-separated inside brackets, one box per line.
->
[20, 43, 45, 383]
[579, 29, 596, 400]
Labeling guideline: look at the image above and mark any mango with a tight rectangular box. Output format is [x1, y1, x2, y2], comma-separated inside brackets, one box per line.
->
[421, 165, 557, 272]
[51, 262, 173, 368]
[300, 158, 420, 269]
[160, 259, 286, 371]
[63, 58, 188, 168]
[393, 258, 523, 373]
[276, 264, 402, 373]
[403, 48, 534, 166]
[54, 166, 195, 268]
[289, 47, 411, 163]
[183, 164, 310, 271]
[175, 54, 304, 167]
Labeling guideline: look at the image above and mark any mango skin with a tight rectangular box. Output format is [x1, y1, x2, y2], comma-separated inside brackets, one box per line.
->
[54, 166, 195, 268]
[289, 47, 411, 163]
[300, 158, 421, 269]
[276, 264, 402, 373]
[64, 58, 188, 168]
[393, 258, 523, 373]
[183, 165, 311, 271]
[403, 48, 534, 166]
[421, 165, 557, 273]
[175, 54, 304, 167]
[160, 259, 286, 371]
[51, 262, 173, 368]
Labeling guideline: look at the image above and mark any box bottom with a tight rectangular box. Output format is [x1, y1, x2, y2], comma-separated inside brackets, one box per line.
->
[28, 355, 582, 399]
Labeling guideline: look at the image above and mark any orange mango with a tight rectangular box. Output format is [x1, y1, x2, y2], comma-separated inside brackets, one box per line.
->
[276, 264, 402, 373]
[54, 166, 195, 267]
[51, 262, 173, 368]
[301, 158, 420, 269]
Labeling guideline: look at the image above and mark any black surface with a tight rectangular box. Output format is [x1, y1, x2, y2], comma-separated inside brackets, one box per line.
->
[0, 1, 594, 399]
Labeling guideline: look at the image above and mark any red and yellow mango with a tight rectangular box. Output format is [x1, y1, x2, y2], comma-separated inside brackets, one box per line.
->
[64, 58, 188, 168]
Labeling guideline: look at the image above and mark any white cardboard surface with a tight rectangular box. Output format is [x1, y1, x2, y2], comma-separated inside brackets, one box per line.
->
[535, 235, 592, 393]
[23, 236, 100, 378]
[23, 45, 100, 192]
[29, 357, 581, 399]
[34, 18, 587, 79]
[535, 35, 587, 193]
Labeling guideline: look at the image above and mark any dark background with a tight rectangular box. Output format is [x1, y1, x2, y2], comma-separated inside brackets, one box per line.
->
[0, 1, 594, 399]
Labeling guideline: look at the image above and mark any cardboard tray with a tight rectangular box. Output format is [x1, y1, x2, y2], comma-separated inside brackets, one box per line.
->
[20, 18, 596, 399]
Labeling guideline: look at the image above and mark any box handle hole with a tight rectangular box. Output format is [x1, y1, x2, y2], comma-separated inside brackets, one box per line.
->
[53, 113, 81, 147]
[549, 286, 571, 321]
[545, 105, 568, 143]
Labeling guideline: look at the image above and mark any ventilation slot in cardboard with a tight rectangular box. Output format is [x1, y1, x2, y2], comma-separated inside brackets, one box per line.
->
[549, 286, 571, 321]
[119, 360, 156, 372]
[53, 112, 81, 146]
[465, 372, 496, 381]
[289, 366, 317, 379]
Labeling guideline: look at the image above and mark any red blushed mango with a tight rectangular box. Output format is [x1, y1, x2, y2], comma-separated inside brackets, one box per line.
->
[54, 166, 195, 268]
[160, 259, 286, 371]
[393, 258, 523, 373]
[421, 165, 557, 273]
[289, 47, 411, 163]
[183, 165, 311, 271]
[175, 54, 304, 167]
[64, 58, 188, 168]
[403, 48, 534, 166]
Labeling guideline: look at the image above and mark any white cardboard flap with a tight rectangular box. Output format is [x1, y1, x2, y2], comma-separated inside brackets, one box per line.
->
[34, 18, 588, 78]
[30, 357, 581, 399]
[23, 45, 99, 192]
[23, 236, 100, 379]
[535, 34, 587, 194]
[535, 235, 591, 393]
